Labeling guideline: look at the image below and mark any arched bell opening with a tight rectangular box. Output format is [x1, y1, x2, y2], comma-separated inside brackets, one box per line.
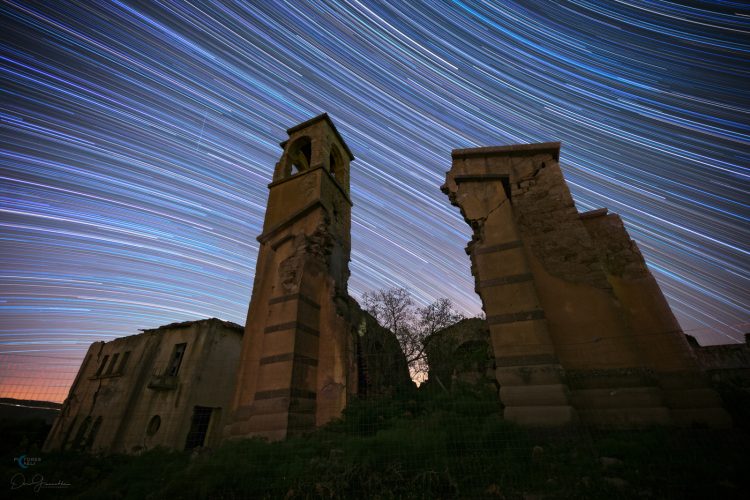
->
[284, 135, 312, 177]
[329, 145, 344, 181]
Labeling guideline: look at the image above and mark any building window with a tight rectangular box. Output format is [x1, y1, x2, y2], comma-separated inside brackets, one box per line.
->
[167, 343, 187, 377]
[95, 355, 110, 377]
[104, 353, 120, 376]
[147, 415, 161, 436]
[184, 406, 213, 450]
[329, 145, 344, 181]
[286, 136, 312, 177]
[118, 351, 131, 374]
[71, 416, 92, 450]
[84, 417, 103, 451]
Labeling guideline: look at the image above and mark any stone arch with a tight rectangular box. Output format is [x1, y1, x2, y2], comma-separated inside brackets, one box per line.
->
[329, 144, 345, 182]
[147, 415, 161, 436]
[284, 135, 312, 177]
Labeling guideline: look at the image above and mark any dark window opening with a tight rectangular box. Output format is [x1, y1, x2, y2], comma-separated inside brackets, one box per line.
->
[62, 416, 78, 450]
[329, 151, 338, 179]
[84, 417, 102, 450]
[147, 415, 161, 436]
[105, 352, 119, 376]
[95, 355, 110, 377]
[167, 343, 187, 377]
[288, 137, 312, 176]
[185, 406, 213, 450]
[118, 351, 131, 374]
[71, 416, 92, 450]
[329, 146, 345, 181]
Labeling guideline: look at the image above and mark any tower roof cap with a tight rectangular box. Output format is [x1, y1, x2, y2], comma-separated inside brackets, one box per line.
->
[452, 142, 560, 160]
[285, 113, 354, 161]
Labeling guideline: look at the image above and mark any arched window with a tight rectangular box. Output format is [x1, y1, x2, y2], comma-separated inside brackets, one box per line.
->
[287, 136, 312, 176]
[329, 146, 343, 180]
[147, 415, 161, 436]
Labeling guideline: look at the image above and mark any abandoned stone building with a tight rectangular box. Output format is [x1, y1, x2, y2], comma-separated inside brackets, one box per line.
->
[44, 318, 243, 453]
[441, 142, 732, 428]
[46, 115, 743, 454]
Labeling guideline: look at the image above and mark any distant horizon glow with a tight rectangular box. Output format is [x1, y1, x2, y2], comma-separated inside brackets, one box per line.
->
[1, 1, 748, 402]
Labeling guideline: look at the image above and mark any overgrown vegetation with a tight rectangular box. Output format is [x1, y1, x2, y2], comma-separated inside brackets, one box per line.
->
[4, 388, 749, 499]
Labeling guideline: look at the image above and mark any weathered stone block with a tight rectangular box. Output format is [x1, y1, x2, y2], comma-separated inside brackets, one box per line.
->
[569, 387, 665, 410]
[500, 384, 571, 407]
[503, 405, 578, 427]
[577, 407, 672, 428]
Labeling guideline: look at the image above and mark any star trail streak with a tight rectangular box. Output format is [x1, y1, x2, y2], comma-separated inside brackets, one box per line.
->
[1, 0, 748, 402]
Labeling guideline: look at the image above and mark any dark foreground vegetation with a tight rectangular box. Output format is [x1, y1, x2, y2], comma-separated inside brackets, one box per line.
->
[4, 388, 749, 499]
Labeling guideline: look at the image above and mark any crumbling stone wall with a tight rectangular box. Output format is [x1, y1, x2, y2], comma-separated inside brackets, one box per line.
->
[513, 158, 611, 289]
[425, 318, 495, 392]
[443, 142, 730, 428]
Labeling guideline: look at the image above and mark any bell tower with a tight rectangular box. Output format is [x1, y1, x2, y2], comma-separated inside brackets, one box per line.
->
[226, 114, 355, 441]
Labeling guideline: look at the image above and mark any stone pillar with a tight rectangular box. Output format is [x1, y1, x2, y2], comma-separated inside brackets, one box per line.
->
[227, 114, 356, 440]
[442, 144, 578, 426]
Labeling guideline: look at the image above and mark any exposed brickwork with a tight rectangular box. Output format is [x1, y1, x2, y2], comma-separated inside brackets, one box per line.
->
[583, 213, 650, 280]
[513, 160, 611, 290]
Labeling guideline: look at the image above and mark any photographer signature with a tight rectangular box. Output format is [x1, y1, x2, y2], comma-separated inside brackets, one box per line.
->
[10, 473, 70, 492]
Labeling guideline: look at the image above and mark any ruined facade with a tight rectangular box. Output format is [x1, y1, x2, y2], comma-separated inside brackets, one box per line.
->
[225, 114, 410, 441]
[44, 318, 243, 453]
[44, 122, 738, 452]
[442, 142, 731, 428]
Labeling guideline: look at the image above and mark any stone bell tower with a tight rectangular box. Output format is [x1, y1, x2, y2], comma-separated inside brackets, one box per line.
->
[226, 114, 355, 441]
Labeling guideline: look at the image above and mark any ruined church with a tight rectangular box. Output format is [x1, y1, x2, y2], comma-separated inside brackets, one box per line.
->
[46, 114, 732, 453]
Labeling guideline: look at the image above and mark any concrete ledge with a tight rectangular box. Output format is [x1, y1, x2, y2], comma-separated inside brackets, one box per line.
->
[670, 408, 732, 428]
[662, 388, 723, 409]
[566, 368, 657, 390]
[288, 412, 316, 431]
[503, 405, 578, 427]
[499, 384, 571, 407]
[495, 364, 565, 386]
[657, 371, 710, 389]
[577, 407, 672, 428]
[569, 387, 665, 410]
[452, 142, 560, 159]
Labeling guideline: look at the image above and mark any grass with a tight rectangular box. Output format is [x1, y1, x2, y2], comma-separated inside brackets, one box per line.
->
[3, 389, 749, 499]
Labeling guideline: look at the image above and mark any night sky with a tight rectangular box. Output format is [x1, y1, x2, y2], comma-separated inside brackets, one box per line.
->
[1, 1, 748, 402]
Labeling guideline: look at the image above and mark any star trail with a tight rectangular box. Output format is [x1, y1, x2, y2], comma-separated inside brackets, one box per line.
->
[1, 0, 748, 402]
